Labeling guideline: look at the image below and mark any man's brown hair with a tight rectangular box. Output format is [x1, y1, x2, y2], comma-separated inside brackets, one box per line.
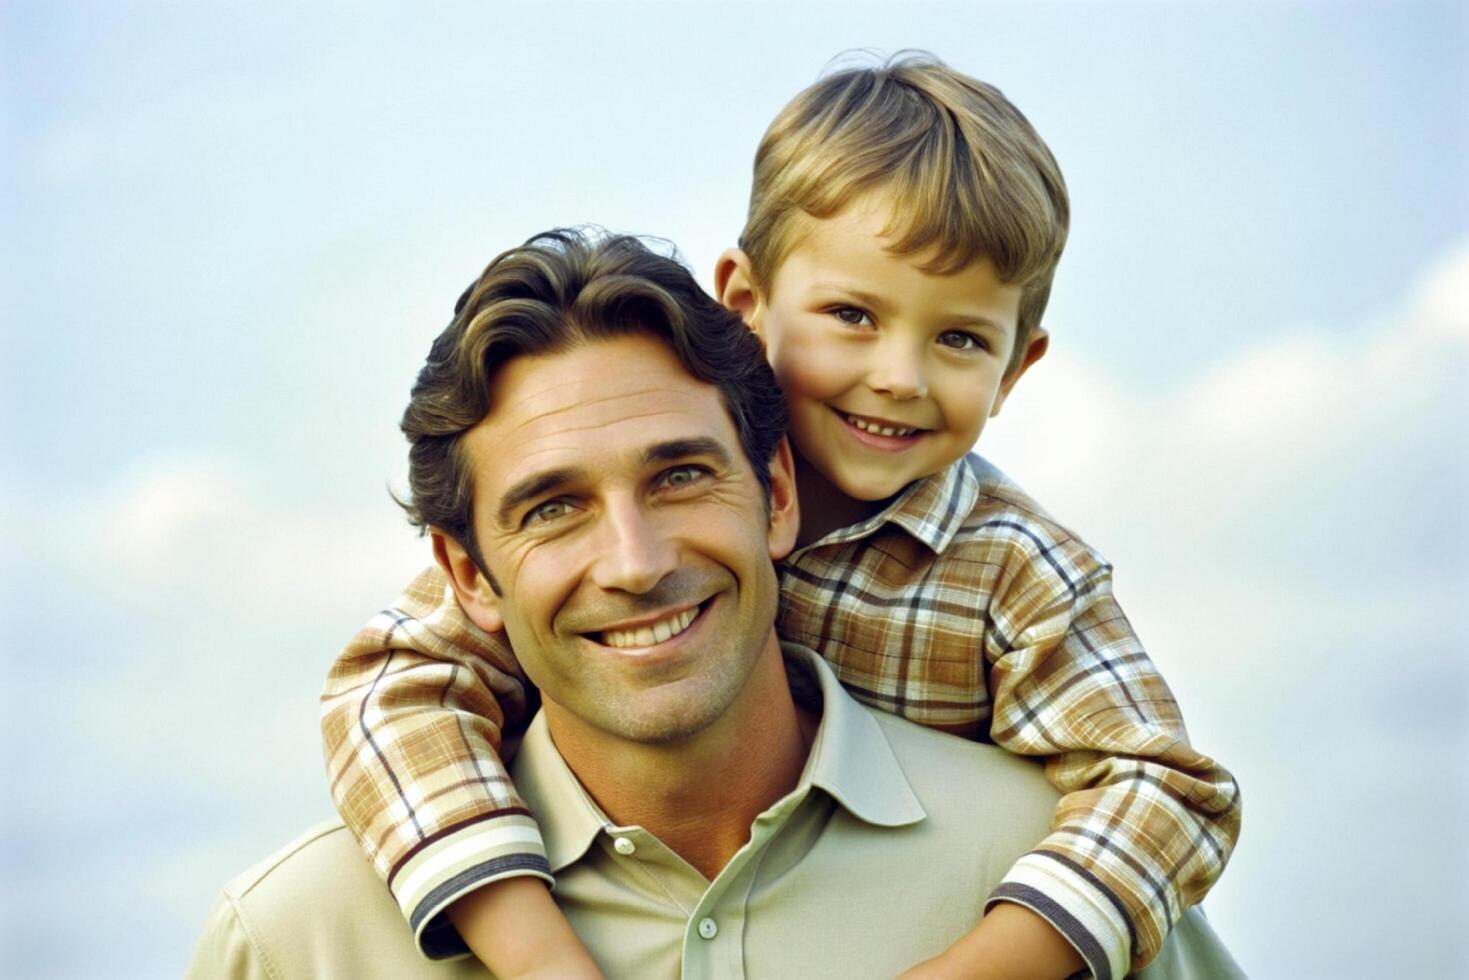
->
[740, 52, 1070, 373]
[399, 228, 789, 574]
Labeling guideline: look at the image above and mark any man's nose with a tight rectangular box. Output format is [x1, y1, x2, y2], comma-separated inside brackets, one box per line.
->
[866, 337, 928, 400]
[589, 497, 678, 594]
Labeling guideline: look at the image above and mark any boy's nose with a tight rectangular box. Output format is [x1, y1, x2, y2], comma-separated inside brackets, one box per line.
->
[589, 498, 678, 595]
[866, 344, 928, 399]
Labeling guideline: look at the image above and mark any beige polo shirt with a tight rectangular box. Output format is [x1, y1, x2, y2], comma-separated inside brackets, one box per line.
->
[190, 646, 1241, 978]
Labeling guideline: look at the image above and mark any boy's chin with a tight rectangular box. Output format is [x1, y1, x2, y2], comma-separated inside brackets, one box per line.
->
[831, 469, 921, 503]
[794, 444, 936, 507]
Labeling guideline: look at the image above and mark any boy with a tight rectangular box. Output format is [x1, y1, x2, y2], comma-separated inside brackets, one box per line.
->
[322, 54, 1240, 979]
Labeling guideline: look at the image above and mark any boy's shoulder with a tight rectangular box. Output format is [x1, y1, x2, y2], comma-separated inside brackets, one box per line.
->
[795, 456, 1113, 602]
[942, 455, 1111, 584]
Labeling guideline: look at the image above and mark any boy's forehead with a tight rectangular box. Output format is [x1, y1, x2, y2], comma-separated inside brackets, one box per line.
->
[774, 193, 1021, 323]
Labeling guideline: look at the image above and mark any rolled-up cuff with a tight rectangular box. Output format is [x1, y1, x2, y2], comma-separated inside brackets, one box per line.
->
[987, 852, 1132, 980]
[391, 812, 554, 960]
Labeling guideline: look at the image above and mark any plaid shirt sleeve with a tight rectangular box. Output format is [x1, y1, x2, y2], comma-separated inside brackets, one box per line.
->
[319, 565, 551, 960]
[979, 525, 1242, 979]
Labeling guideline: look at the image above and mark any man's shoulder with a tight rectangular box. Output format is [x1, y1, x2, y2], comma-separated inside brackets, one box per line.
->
[217, 820, 357, 903]
[789, 646, 1059, 842]
[869, 707, 1058, 807]
[189, 821, 476, 979]
[860, 705, 1245, 980]
[787, 696, 1061, 937]
[862, 706, 1060, 876]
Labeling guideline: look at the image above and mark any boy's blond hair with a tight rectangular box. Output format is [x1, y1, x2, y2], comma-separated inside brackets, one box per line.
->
[740, 52, 1069, 374]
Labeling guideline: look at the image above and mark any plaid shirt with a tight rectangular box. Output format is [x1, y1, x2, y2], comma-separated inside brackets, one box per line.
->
[321, 454, 1240, 977]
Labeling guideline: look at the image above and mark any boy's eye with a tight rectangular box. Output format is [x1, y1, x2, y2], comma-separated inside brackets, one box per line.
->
[829, 306, 874, 328]
[524, 499, 573, 527]
[938, 330, 988, 352]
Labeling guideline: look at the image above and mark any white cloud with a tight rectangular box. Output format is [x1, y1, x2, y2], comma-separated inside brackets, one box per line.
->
[1415, 241, 1469, 340]
[16, 447, 427, 625]
[3, 446, 433, 807]
[987, 237, 1468, 565]
[3, 447, 433, 819]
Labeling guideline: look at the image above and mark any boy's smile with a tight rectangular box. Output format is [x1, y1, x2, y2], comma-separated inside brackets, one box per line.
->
[736, 193, 1041, 530]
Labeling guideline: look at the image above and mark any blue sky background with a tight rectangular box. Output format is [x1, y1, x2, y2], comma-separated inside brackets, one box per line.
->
[3, 2, 1465, 976]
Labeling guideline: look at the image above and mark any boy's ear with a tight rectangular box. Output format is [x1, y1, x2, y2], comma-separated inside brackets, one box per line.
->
[431, 529, 504, 634]
[764, 438, 801, 562]
[991, 327, 1049, 417]
[714, 248, 764, 330]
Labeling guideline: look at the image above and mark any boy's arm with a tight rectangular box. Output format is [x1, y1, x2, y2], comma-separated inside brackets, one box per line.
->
[974, 548, 1242, 979]
[900, 902, 1085, 980]
[321, 565, 592, 970]
[448, 876, 602, 978]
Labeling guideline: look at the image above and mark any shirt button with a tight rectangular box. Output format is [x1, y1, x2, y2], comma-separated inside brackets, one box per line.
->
[613, 837, 636, 856]
[697, 917, 718, 940]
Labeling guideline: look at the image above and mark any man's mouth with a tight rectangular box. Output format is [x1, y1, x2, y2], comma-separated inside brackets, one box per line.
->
[593, 603, 703, 649]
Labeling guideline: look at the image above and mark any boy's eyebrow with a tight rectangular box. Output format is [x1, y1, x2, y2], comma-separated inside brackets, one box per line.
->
[496, 466, 587, 527]
[810, 281, 1011, 332]
[937, 312, 1011, 334]
[808, 282, 891, 313]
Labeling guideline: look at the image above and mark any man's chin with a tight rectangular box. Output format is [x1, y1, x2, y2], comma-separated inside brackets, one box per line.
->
[570, 671, 751, 747]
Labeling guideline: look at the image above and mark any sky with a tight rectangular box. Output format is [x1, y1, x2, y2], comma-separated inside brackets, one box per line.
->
[3, 1, 1466, 977]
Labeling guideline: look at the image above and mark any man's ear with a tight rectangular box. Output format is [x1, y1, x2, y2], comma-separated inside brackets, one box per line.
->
[991, 327, 1049, 417]
[714, 248, 764, 331]
[764, 438, 800, 562]
[431, 529, 504, 634]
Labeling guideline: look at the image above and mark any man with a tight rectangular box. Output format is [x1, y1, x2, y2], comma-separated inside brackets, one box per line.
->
[190, 230, 1239, 978]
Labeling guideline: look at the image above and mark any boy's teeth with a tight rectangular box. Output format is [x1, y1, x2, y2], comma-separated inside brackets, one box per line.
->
[845, 414, 916, 437]
[601, 607, 698, 649]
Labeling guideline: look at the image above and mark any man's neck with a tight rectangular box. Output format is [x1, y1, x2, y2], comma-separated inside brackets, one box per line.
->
[543, 639, 816, 880]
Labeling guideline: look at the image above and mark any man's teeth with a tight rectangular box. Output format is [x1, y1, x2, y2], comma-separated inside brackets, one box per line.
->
[601, 607, 699, 649]
[845, 414, 917, 437]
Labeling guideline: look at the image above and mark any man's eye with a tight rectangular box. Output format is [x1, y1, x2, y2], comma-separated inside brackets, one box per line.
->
[659, 465, 709, 489]
[938, 330, 987, 352]
[830, 306, 874, 328]
[525, 499, 572, 526]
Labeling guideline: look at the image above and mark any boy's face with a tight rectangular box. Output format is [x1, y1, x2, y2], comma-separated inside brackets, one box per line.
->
[735, 194, 1043, 504]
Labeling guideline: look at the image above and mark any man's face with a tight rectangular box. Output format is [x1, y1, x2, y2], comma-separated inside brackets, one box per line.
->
[453, 332, 797, 746]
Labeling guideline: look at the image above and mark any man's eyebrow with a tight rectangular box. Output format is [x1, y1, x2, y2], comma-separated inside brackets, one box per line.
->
[643, 437, 735, 468]
[493, 440, 731, 527]
[496, 466, 586, 527]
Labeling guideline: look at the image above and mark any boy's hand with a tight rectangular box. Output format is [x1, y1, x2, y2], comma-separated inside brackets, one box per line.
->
[897, 902, 1086, 980]
[447, 876, 604, 979]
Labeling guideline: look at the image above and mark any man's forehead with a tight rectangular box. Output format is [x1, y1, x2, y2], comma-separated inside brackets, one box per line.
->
[490, 365, 706, 427]
[465, 336, 739, 479]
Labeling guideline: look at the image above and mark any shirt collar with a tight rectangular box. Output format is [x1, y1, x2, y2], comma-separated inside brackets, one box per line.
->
[795, 455, 981, 557]
[511, 714, 610, 873]
[514, 644, 926, 872]
[782, 643, 927, 828]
